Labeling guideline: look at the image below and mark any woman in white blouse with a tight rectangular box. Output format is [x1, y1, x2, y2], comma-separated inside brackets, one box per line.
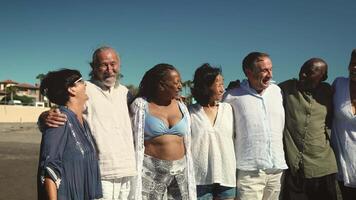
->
[189, 63, 236, 200]
[331, 49, 356, 200]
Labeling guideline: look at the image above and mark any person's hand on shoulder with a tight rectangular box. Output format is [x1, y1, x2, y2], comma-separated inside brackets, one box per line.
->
[38, 107, 67, 130]
[226, 80, 241, 91]
[46, 108, 67, 127]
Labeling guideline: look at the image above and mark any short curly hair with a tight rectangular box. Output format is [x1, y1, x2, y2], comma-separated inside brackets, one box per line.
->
[191, 63, 222, 105]
[40, 69, 82, 106]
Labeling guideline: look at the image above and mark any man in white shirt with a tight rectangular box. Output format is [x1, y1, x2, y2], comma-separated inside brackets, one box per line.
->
[41, 46, 136, 200]
[224, 52, 287, 200]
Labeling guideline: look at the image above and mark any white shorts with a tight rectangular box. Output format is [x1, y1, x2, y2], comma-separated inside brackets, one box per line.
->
[237, 169, 284, 200]
[96, 177, 131, 200]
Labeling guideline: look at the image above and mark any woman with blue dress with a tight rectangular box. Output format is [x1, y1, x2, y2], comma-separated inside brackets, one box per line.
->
[37, 69, 102, 200]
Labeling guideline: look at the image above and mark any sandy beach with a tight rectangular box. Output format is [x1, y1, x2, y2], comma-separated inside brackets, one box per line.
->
[0, 123, 41, 199]
[0, 123, 344, 200]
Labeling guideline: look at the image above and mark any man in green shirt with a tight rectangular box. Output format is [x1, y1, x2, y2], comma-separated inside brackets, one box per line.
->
[279, 58, 338, 200]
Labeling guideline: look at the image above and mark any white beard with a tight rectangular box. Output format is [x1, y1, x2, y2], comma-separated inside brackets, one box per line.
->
[103, 77, 117, 87]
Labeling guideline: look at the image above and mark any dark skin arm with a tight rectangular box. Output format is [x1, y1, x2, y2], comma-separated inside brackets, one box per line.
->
[326, 90, 334, 129]
[39, 108, 67, 128]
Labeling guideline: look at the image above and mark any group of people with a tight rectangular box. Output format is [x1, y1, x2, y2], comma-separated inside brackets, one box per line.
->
[36, 46, 356, 200]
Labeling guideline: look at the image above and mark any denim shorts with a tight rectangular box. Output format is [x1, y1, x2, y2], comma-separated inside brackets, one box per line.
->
[197, 183, 236, 199]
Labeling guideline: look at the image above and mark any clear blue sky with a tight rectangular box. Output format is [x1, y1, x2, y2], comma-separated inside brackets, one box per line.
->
[0, 0, 355, 88]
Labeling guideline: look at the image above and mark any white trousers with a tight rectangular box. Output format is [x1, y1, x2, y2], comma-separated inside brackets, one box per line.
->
[96, 177, 131, 200]
[237, 169, 284, 200]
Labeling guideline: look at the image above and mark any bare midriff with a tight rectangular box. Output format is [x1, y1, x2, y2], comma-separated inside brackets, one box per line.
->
[144, 135, 185, 160]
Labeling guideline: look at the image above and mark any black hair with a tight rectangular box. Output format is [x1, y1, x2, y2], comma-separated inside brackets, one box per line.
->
[350, 49, 356, 65]
[191, 63, 222, 105]
[40, 69, 82, 106]
[137, 63, 177, 100]
[299, 58, 328, 81]
[242, 52, 270, 76]
[352, 49, 356, 58]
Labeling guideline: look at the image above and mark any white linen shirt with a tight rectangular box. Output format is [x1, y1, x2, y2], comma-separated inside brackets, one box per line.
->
[223, 80, 287, 171]
[84, 80, 136, 179]
[331, 77, 356, 187]
[189, 102, 236, 187]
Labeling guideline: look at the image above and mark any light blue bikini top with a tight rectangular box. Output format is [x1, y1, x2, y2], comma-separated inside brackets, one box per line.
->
[144, 103, 189, 140]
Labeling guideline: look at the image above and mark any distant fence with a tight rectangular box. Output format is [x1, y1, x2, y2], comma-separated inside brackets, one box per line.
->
[0, 105, 48, 123]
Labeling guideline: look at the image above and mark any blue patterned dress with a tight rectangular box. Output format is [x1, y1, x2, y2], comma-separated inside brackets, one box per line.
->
[37, 107, 102, 200]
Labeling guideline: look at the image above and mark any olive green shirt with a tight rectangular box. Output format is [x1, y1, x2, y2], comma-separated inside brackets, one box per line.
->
[279, 79, 337, 178]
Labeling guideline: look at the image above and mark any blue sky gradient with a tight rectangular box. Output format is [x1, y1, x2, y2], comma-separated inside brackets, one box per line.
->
[0, 0, 355, 88]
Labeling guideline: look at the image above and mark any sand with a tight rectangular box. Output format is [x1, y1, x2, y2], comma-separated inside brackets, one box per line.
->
[0, 123, 41, 199]
[0, 123, 344, 200]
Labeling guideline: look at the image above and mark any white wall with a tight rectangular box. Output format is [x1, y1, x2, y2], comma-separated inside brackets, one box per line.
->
[0, 105, 48, 123]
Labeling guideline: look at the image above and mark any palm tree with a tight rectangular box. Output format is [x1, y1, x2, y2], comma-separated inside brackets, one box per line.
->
[117, 73, 124, 81]
[126, 84, 139, 97]
[36, 73, 45, 81]
[182, 80, 193, 105]
[36, 73, 46, 102]
[5, 86, 17, 103]
[182, 80, 192, 97]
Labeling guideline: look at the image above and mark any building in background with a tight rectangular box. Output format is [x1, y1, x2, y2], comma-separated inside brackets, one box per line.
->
[0, 80, 18, 91]
[15, 83, 41, 101]
[0, 79, 46, 106]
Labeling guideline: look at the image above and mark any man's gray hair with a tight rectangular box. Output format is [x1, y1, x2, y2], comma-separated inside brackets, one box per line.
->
[89, 46, 119, 78]
[90, 46, 119, 68]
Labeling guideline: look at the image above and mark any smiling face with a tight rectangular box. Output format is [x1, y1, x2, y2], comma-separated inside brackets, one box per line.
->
[67, 77, 89, 111]
[71, 78, 89, 102]
[92, 49, 120, 87]
[209, 74, 225, 103]
[246, 56, 273, 93]
[299, 61, 328, 90]
[160, 70, 182, 99]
